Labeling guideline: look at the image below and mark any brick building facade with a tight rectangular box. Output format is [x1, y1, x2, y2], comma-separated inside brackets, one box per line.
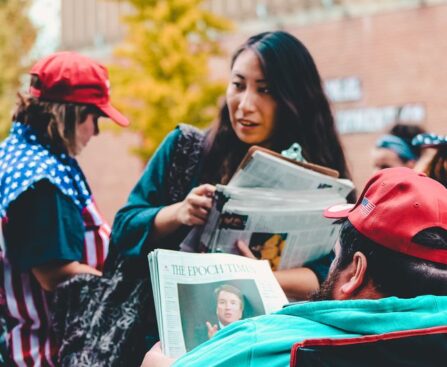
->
[292, 3, 447, 191]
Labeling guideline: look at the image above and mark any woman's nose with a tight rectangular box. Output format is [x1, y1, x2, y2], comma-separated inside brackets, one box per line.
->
[238, 89, 256, 113]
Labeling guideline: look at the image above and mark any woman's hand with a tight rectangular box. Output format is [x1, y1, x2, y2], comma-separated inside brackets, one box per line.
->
[141, 342, 175, 367]
[153, 184, 215, 241]
[235, 240, 256, 259]
[176, 184, 215, 226]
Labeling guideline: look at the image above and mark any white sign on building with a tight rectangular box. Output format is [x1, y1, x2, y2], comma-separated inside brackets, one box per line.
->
[336, 104, 426, 134]
[325, 77, 363, 103]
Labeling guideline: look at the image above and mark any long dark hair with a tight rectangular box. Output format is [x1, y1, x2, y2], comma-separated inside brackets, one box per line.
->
[201, 31, 352, 187]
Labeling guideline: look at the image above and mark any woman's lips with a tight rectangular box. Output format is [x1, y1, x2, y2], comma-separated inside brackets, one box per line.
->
[238, 119, 259, 127]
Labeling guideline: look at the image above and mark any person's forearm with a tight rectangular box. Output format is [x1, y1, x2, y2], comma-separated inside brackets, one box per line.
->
[152, 202, 183, 241]
[32, 261, 102, 292]
[274, 267, 319, 300]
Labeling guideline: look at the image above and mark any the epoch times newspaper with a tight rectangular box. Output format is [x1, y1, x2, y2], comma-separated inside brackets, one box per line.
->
[149, 249, 288, 358]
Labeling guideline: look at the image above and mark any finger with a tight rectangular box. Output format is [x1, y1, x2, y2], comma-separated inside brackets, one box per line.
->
[236, 240, 256, 259]
[89, 268, 102, 277]
[206, 322, 217, 332]
[186, 215, 206, 226]
[187, 194, 213, 209]
[150, 341, 162, 352]
[190, 205, 210, 220]
[192, 184, 216, 197]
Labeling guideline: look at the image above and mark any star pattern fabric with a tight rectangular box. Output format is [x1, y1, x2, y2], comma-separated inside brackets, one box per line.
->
[412, 133, 447, 147]
[0, 122, 92, 217]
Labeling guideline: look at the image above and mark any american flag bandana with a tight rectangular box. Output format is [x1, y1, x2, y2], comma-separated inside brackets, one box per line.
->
[0, 122, 92, 217]
[360, 197, 376, 217]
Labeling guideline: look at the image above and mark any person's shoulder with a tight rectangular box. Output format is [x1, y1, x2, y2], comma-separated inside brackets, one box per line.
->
[157, 125, 202, 150]
[150, 128, 184, 159]
[9, 178, 79, 213]
[163, 124, 204, 141]
[173, 319, 258, 367]
[156, 124, 205, 160]
[176, 123, 205, 138]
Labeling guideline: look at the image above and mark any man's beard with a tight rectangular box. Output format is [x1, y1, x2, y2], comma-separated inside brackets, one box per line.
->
[308, 268, 341, 301]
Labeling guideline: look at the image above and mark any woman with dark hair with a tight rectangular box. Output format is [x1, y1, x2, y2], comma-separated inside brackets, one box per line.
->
[0, 51, 129, 365]
[200, 31, 350, 185]
[112, 31, 352, 301]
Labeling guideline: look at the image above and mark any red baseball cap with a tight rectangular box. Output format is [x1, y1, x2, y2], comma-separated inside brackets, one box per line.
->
[324, 167, 447, 265]
[29, 51, 129, 127]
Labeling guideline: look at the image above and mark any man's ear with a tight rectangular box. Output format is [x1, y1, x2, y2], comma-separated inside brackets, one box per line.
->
[338, 251, 368, 299]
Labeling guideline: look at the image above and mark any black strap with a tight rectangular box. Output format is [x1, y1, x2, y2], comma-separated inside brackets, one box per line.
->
[167, 124, 205, 204]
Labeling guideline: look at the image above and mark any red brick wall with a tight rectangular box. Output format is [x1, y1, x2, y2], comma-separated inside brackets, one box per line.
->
[77, 130, 143, 224]
[288, 4, 447, 188]
[81, 4, 447, 221]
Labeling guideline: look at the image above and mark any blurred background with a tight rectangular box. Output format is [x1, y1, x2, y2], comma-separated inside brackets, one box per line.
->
[2, 0, 447, 222]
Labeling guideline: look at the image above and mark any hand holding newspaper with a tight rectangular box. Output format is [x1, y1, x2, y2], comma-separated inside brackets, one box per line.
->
[181, 146, 354, 270]
[149, 249, 288, 358]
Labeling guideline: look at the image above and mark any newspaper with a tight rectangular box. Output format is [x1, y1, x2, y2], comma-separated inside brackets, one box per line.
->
[199, 186, 345, 269]
[229, 149, 354, 197]
[181, 148, 354, 269]
[149, 249, 288, 358]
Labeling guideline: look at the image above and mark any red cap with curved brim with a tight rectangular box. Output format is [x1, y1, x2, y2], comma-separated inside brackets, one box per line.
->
[29, 51, 129, 127]
[324, 167, 447, 265]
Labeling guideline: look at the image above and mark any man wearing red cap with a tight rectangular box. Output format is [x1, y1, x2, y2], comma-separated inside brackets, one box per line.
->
[142, 167, 447, 367]
[0, 52, 128, 366]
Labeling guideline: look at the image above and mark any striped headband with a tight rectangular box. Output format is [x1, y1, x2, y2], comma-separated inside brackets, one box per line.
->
[376, 134, 417, 161]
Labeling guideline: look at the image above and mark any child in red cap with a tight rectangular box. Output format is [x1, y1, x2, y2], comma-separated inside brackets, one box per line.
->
[0, 51, 128, 366]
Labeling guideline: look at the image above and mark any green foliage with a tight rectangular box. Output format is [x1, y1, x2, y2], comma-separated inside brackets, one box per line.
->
[0, 0, 36, 139]
[109, 0, 233, 158]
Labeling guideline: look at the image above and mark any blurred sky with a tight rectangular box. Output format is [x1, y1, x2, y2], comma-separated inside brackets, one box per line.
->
[29, 0, 60, 56]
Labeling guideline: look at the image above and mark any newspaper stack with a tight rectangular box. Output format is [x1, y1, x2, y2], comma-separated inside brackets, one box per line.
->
[149, 249, 288, 358]
[182, 148, 354, 270]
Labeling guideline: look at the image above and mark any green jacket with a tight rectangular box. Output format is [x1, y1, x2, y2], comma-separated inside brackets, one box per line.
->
[174, 295, 447, 367]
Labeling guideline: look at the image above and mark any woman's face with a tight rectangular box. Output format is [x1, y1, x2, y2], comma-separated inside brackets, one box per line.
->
[371, 147, 414, 171]
[226, 49, 278, 147]
[72, 113, 100, 156]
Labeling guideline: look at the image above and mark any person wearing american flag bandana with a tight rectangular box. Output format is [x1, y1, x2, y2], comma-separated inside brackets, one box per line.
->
[0, 52, 129, 366]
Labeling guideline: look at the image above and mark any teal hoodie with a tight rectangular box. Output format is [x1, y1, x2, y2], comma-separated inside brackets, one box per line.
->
[173, 295, 447, 367]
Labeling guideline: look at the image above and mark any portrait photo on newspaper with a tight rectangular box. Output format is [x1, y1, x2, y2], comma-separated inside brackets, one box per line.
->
[177, 279, 265, 351]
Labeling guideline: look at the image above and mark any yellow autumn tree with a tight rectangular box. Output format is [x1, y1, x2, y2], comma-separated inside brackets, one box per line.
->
[109, 0, 232, 158]
[0, 0, 36, 138]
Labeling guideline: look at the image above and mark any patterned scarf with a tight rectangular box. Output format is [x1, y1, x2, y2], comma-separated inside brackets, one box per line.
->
[0, 122, 91, 217]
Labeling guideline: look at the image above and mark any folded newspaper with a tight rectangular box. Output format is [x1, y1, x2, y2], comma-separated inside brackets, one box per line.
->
[181, 147, 354, 270]
[149, 249, 288, 358]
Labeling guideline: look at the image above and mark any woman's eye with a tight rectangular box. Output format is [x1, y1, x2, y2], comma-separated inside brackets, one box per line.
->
[232, 81, 243, 89]
[259, 87, 271, 94]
